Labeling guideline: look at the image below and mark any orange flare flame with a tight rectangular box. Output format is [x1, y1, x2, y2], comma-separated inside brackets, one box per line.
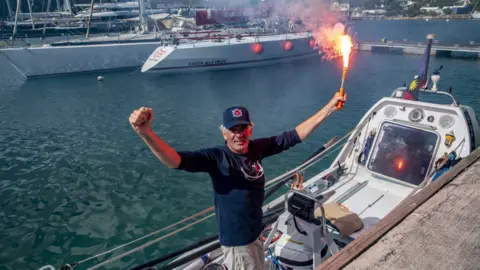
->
[340, 35, 352, 68]
[397, 160, 404, 170]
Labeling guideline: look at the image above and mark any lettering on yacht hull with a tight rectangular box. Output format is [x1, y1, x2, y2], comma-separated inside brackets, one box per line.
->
[188, 60, 227, 67]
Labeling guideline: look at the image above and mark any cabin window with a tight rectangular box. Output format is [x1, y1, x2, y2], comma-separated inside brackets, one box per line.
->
[367, 121, 438, 185]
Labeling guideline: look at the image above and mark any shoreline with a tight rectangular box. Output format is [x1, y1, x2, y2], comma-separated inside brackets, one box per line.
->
[350, 14, 475, 21]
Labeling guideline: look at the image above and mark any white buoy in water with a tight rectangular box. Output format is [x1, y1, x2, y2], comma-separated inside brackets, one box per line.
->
[97, 76, 104, 81]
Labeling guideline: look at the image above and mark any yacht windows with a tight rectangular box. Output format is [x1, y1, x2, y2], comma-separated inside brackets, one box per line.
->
[367, 121, 438, 186]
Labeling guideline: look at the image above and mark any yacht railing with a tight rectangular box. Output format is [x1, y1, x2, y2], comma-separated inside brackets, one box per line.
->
[390, 87, 460, 107]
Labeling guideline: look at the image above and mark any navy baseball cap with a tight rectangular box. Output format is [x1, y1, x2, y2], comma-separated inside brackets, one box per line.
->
[223, 106, 251, 129]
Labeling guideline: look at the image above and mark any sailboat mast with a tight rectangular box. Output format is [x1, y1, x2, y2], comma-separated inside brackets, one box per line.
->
[138, 0, 147, 32]
[64, 0, 72, 13]
[27, 0, 36, 29]
[12, 0, 21, 38]
[43, 0, 52, 36]
[5, 0, 14, 18]
[472, 0, 479, 12]
[85, 0, 95, 39]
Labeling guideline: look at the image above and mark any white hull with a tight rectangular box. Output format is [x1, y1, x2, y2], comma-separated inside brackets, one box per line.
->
[143, 33, 318, 74]
[0, 33, 318, 78]
[170, 87, 480, 270]
[472, 12, 480, 19]
[0, 42, 161, 78]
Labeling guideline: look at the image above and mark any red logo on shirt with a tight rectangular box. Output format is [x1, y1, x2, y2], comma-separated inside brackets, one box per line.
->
[232, 108, 242, 117]
[253, 163, 260, 172]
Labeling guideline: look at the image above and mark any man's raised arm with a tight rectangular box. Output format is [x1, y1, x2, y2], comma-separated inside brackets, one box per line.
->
[295, 92, 347, 141]
[129, 107, 181, 169]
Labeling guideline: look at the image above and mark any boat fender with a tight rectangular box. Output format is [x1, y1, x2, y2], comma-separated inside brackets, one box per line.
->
[251, 43, 263, 54]
[283, 40, 293, 51]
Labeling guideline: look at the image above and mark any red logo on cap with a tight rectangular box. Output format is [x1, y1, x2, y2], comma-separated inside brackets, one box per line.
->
[232, 108, 242, 117]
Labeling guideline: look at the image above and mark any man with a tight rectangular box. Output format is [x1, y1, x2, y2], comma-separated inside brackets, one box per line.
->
[129, 92, 346, 270]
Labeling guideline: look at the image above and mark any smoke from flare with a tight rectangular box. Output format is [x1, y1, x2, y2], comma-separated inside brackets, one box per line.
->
[268, 0, 354, 61]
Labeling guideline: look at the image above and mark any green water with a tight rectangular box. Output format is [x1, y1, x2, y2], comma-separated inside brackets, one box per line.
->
[1, 24, 480, 269]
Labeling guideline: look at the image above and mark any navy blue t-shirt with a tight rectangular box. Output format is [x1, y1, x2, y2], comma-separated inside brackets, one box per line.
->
[175, 129, 302, 246]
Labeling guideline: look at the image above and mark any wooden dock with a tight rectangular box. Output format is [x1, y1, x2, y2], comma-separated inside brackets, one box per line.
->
[318, 147, 480, 270]
[355, 42, 480, 59]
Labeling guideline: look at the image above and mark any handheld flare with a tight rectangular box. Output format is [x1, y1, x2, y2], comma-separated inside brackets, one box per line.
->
[337, 35, 352, 109]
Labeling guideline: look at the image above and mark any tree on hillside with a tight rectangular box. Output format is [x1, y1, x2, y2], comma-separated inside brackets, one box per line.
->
[403, 3, 422, 17]
[433, 0, 456, 8]
[385, 0, 403, 15]
[364, 0, 383, 9]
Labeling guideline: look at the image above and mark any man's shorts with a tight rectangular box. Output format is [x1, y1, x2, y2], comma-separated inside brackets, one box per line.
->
[221, 239, 266, 270]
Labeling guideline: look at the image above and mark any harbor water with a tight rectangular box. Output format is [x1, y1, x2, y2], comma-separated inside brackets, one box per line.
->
[1, 19, 480, 270]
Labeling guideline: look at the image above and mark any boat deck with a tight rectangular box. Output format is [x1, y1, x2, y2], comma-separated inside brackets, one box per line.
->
[44, 32, 312, 48]
[319, 146, 480, 270]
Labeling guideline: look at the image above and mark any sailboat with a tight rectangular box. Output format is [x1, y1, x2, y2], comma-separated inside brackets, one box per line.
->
[0, 1, 309, 78]
[37, 35, 480, 270]
[139, 32, 318, 74]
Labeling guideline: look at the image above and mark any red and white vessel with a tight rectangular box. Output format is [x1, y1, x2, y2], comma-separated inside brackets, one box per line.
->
[140, 32, 319, 74]
[0, 5, 320, 78]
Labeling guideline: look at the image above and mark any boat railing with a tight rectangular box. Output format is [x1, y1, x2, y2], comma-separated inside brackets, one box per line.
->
[0, 27, 311, 48]
[390, 87, 459, 107]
